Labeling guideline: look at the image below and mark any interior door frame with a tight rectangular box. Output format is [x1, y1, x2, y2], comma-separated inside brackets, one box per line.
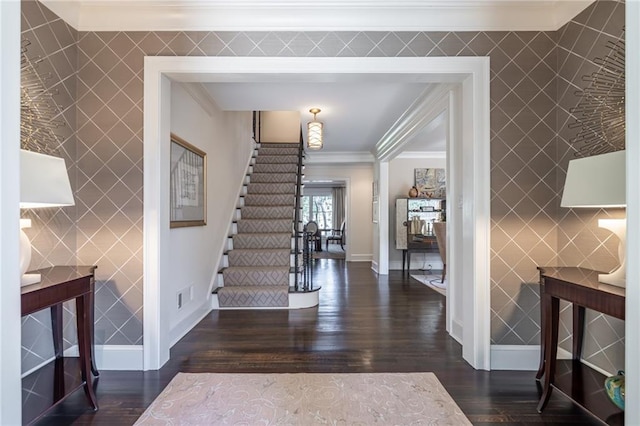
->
[143, 56, 491, 371]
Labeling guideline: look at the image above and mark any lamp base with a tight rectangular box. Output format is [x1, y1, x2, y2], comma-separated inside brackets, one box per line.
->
[21, 273, 41, 287]
[599, 268, 625, 288]
[598, 218, 626, 288]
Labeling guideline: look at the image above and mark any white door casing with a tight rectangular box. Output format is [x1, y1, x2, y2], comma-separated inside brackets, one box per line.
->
[143, 56, 491, 371]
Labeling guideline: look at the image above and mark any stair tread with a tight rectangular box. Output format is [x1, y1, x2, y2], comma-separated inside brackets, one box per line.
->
[217, 285, 289, 290]
[233, 232, 291, 236]
[224, 265, 289, 271]
[230, 247, 290, 252]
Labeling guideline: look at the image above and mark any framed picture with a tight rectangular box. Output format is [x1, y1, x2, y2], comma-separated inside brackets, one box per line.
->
[170, 133, 206, 228]
[414, 168, 446, 198]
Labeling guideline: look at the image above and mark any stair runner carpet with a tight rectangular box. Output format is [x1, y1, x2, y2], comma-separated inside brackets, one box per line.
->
[217, 143, 300, 308]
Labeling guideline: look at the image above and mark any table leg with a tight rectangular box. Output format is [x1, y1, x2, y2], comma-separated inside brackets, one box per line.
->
[572, 304, 585, 361]
[53, 356, 65, 402]
[537, 294, 559, 413]
[407, 251, 411, 275]
[89, 284, 99, 377]
[535, 280, 546, 380]
[402, 250, 406, 274]
[76, 295, 98, 411]
[51, 304, 63, 359]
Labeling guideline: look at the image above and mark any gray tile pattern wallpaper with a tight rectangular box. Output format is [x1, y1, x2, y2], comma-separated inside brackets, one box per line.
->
[555, 1, 625, 373]
[22, 0, 624, 374]
[21, 0, 79, 373]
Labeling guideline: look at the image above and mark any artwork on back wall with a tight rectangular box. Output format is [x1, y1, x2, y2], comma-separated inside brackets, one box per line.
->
[414, 168, 446, 198]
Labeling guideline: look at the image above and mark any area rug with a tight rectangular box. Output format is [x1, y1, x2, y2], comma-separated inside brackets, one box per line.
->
[411, 274, 447, 296]
[134, 372, 470, 425]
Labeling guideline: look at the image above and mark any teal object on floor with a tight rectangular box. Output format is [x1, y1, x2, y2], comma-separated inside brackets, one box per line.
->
[605, 370, 625, 410]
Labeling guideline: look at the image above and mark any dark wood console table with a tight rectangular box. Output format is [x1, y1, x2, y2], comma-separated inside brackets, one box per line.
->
[21, 265, 99, 424]
[536, 266, 624, 422]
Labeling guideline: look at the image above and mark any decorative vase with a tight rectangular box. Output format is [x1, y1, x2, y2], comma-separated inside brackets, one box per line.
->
[605, 370, 625, 410]
[408, 186, 418, 198]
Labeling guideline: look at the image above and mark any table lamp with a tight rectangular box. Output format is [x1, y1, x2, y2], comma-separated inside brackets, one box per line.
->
[20, 149, 75, 286]
[560, 150, 626, 287]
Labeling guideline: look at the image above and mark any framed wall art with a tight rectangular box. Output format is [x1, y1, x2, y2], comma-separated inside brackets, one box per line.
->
[170, 133, 207, 228]
[414, 168, 446, 198]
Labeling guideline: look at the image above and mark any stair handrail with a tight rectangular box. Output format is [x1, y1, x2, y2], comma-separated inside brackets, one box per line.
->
[252, 111, 261, 143]
[294, 129, 304, 291]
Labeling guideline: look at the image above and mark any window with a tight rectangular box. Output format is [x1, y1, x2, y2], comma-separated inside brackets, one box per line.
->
[302, 194, 333, 230]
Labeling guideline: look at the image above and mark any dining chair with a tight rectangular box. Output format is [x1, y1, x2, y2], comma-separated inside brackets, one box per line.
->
[326, 220, 345, 251]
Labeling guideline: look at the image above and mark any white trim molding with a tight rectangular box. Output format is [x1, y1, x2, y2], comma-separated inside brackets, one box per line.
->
[41, 0, 593, 32]
[626, 2, 640, 425]
[490, 345, 541, 371]
[143, 56, 491, 372]
[22, 345, 144, 377]
[305, 151, 375, 164]
[0, 1, 23, 424]
[395, 151, 446, 160]
[94, 345, 144, 370]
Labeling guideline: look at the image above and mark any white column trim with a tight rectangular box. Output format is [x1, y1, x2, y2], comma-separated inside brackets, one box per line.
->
[625, 2, 640, 424]
[0, 1, 23, 424]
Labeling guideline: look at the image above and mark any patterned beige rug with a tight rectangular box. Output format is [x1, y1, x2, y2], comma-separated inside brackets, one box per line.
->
[134, 372, 470, 425]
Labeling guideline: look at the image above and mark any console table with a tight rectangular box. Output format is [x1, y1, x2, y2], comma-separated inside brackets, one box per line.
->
[21, 266, 99, 424]
[536, 266, 624, 421]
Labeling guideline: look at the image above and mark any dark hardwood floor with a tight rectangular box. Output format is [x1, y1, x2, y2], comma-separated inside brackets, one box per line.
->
[30, 260, 601, 425]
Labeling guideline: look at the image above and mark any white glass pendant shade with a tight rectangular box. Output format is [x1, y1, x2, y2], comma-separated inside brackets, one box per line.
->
[307, 108, 323, 150]
[307, 121, 323, 150]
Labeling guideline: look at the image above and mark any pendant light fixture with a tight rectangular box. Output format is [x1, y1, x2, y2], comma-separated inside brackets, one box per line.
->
[307, 108, 323, 150]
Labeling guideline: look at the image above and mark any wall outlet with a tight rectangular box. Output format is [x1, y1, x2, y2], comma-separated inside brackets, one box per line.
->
[177, 285, 194, 310]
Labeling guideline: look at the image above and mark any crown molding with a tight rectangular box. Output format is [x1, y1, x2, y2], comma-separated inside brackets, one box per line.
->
[375, 83, 454, 161]
[305, 151, 375, 164]
[41, 1, 593, 32]
[395, 151, 446, 159]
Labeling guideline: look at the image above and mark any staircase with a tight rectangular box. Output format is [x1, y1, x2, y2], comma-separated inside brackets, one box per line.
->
[214, 142, 317, 309]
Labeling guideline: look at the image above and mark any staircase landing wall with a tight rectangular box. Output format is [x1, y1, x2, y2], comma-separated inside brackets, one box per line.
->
[168, 82, 253, 343]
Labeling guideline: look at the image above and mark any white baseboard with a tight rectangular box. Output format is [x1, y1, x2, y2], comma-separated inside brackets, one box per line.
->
[170, 303, 213, 347]
[21, 344, 143, 377]
[450, 319, 463, 344]
[491, 345, 540, 370]
[371, 260, 379, 273]
[491, 344, 616, 376]
[388, 260, 444, 271]
[348, 254, 372, 262]
[94, 345, 143, 370]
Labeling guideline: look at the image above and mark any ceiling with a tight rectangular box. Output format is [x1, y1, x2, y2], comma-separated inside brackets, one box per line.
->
[203, 81, 436, 153]
[41, 0, 593, 157]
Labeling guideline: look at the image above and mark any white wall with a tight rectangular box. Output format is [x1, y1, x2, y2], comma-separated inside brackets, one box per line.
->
[304, 163, 373, 262]
[388, 156, 446, 270]
[260, 111, 300, 143]
[168, 83, 252, 345]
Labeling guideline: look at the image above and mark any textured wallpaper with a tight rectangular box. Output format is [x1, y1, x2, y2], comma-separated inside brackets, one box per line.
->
[555, 1, 626, 373]
[21, 0, 625, 375]
[76, 25, 562, 352]
[21, 0, 79, 373]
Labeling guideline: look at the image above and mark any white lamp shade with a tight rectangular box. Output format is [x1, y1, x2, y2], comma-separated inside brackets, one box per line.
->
[20, 149, 75, 208]
[307, 121, 323, 150]
[560, 150, 625, 208]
